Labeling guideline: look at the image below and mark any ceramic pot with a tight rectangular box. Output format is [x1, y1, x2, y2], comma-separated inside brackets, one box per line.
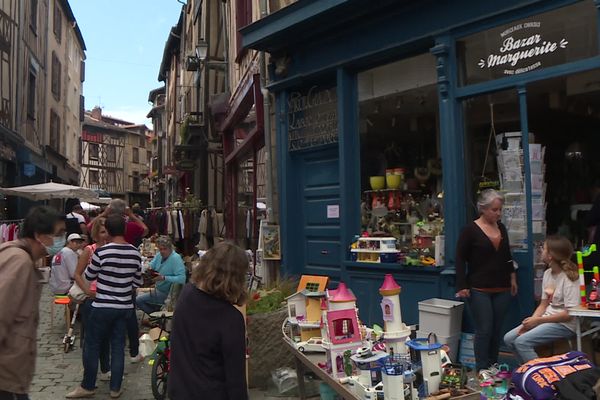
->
[370, 176, 385, 190]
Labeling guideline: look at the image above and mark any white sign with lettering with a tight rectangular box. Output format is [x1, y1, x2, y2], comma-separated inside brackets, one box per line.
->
[477, 22, 568, 76]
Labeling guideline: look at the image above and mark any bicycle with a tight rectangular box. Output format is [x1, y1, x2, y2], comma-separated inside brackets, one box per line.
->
[148, 311, 173, 400]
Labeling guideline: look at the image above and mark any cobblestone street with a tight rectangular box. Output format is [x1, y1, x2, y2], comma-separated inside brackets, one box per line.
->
[30, 284, 154, 400]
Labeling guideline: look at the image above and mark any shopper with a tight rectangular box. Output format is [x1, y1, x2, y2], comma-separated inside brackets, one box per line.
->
[168, 242, 249, 400]
[504, 235, 579, 363]
[66, 203, 88, 236]
[455, 189, 517, 372]
[49, 233, 85, 295]
[0, 206, 63, 399]
[73, 217, 111, 382]
[136, 235, 186, 315]
[66, 215, 142, 399]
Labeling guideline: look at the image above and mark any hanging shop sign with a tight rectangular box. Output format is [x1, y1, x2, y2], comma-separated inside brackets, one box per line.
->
[458, 1, 598, 85]
[288, 85, 338, 151]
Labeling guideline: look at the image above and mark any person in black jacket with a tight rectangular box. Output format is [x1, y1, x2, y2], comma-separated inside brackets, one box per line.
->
[168, 242, 249, 400]
[455, 189, 517, 372]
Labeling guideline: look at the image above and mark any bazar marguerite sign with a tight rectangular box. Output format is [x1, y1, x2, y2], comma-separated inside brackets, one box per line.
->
[477, 22, 568, 76]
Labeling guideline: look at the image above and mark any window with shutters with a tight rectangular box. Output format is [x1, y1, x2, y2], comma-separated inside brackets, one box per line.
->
[235, 0, 252, 62]
[106, 145, 116, 162]
[89, 143, 99, 160]
[89, 170, 99, 185]
[49, 110, 61, 152]
[27, 68, 37, 120]
[53, 0, 62, 43]
[133, 148, 139, 163]
[51, 52, 61, 101]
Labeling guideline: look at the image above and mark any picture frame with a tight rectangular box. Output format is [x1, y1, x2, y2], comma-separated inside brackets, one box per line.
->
[261, 223, 281, 260]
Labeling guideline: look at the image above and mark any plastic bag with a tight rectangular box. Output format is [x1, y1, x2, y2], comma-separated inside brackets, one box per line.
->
[271, 367, 297, 394]
[139, 333, 157, 358]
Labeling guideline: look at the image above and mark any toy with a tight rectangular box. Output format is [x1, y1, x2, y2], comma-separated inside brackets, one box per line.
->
[295, 337, 326, 353]
[348, 349, 388, 399]
[285, 275, 329, 342]
[577, 244, 597, 306]
[351, 237, 399, 263]
[406, 335, 443, 396]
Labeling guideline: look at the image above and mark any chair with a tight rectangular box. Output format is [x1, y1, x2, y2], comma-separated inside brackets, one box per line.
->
[50, 295, 72, 331]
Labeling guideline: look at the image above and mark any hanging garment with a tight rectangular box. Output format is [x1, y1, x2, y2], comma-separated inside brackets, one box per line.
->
[177, 210, 185, 240]
[167, 210, 173, 235]
[197, 209, 208, 250]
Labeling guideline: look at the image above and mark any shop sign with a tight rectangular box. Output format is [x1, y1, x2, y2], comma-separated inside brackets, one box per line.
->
[477, 22, 568, 76]
[0, 142, 16, 162]
[288, 86, 337, 151]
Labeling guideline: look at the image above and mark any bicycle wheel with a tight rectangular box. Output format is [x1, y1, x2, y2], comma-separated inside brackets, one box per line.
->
[151, 352, 169, 400]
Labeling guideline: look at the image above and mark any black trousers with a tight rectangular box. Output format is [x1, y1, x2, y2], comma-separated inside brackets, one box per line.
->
[0, 391, 29, 400]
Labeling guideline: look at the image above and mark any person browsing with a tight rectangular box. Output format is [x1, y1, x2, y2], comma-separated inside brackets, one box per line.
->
[136, 236, 186, 315]
[49, 233, 85, 295]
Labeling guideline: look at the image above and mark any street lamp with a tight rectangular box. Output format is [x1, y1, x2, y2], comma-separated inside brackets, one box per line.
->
[196, 40, 208, 62]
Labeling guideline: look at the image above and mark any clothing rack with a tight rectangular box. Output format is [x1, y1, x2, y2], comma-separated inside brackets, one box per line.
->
[0, 218, 24, 224]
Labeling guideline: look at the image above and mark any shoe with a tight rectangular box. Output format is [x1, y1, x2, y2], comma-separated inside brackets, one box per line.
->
[130, 353, 144, 363]
[110, 389, 122, 398]
[99, 371, 111, 381]
[65, 386, 95, 398]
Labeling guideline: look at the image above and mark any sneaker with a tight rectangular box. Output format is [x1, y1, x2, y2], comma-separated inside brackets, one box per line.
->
[65, 386, 95, 398]
[110, 389, 122, 398]
[99, 371, 111, 381]
[130, 353, 144, 363]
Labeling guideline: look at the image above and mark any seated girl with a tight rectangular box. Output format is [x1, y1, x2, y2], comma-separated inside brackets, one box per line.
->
[504, 235, 580, 364]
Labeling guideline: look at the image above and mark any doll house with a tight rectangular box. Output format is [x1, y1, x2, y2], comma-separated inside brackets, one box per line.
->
[286, 275, 330, 341]
[324, 282, 364, 378]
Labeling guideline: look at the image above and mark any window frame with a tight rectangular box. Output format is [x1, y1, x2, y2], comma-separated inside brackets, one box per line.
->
[53, 0, 62, 43]
[89, 143, 99, 160]
[106, 145, 116, 163]
[27, 68, 37, 120]
[132, 147, 139, 164]
[30, 0, 38, 33]
[49, 109, 60, 153]
[89, 170, 99, 185]
[51, 52, 61, 101]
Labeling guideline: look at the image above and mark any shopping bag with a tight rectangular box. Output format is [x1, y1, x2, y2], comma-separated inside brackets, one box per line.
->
[139, 333, 157, 358]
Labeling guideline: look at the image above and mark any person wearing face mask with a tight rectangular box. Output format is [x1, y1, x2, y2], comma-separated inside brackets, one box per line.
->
[49, 233, 85, 295]
[0, 205, 62, 400]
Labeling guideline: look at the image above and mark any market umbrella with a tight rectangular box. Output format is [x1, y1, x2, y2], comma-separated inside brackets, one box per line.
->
[0, 182, 100, 201]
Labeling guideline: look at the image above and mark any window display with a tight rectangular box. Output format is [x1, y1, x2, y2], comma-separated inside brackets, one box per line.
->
[357, 53, 444, 266]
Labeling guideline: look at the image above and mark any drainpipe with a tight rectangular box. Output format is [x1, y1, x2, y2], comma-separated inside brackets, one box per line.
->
[258, 0, 274, 225]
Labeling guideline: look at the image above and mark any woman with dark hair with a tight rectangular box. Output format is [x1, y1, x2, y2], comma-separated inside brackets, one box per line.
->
[168, 242, 249, 400]
[0, 206, 63, 399]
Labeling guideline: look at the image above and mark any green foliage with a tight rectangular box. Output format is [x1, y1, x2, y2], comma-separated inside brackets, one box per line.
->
[246, 278, 298, 315]
[179, 117, 190, 143]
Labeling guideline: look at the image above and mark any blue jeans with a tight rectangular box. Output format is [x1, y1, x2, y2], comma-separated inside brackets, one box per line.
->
[126, 308, 140, 357]
[80, 299, 110, 373]
[504, 322, 574, 364]
[82, 307, 132, 391]
[469, 289, 512, 371]
[136, 289, 168, 315]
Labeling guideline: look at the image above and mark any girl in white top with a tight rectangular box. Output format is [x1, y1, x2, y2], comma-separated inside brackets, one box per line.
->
[504, 235, 580, 364]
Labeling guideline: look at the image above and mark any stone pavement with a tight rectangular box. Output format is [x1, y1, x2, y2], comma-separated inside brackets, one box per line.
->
[28, 283, 283, 400]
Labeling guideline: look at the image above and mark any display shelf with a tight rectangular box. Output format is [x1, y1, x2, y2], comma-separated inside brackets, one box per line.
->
[363, 188, 422, 194]
[345, 261, 444, 274]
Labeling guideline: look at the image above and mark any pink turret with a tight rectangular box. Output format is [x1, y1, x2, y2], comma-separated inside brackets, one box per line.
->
[379, 274, 401, 296]
[330, 282, 356, 303]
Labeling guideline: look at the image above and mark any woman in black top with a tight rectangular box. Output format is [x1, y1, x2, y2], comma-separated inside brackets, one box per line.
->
[168, 242, 249, 400]
[456, 189, 517, 372]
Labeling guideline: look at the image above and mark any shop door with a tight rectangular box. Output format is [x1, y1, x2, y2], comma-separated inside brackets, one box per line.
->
[295, 146, 341, 279]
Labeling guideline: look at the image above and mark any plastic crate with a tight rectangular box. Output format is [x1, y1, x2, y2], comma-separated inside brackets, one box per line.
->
[418, 298, 464, 337]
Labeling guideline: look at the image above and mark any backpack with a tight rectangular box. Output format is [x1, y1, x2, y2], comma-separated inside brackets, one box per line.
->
[511, 351, 594, 400]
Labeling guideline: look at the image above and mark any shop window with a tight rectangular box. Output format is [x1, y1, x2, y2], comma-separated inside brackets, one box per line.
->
[89, 143, 99, 160]
[106, 145, 116, 163]
[236, 155, 255, 249]
[525, 69, 600, 247]
[357, 53, 444, 264]
[463, 90, 523, 246]
[457, 1, 598, 86]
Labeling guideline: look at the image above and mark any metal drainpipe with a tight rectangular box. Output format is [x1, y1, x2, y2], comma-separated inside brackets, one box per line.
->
[258, 0, 274, 225]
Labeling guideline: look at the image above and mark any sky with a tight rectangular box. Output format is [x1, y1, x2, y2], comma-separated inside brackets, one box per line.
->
[70, 0, 184, 127]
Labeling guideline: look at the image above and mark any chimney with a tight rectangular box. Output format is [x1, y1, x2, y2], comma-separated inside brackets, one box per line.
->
[91, 106, 102, 120]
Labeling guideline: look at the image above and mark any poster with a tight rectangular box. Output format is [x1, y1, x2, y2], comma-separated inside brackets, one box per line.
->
[261, 223, 281, 260]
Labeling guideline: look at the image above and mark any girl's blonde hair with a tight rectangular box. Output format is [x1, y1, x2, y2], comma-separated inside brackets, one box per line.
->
[191, 241, 248, 306]
[90, 217, 106, 243]
[546, 235, 578, 281]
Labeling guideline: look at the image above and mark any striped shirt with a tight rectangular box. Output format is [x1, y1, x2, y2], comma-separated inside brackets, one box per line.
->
[85, 242, 143, 309]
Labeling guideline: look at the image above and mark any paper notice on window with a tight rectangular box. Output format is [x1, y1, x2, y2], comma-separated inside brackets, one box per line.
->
[327, 205, 339, 219]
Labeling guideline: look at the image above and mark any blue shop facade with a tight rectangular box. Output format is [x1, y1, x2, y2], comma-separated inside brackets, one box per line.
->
[243, 0, 600, 328]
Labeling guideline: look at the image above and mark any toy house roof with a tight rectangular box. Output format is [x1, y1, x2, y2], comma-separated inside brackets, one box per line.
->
[329, 282, 356, 303]
[379, 274, 401, 296]
[286, 289, 327, 301]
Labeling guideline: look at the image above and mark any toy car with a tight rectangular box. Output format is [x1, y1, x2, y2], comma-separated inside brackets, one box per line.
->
[296, 337, 325, 353]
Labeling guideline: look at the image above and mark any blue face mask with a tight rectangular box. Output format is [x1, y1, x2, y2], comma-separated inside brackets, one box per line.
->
[45, 236, 66, 256]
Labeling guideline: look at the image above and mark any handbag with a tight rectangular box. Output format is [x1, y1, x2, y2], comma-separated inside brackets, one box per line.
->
[68, 280, 88, 303]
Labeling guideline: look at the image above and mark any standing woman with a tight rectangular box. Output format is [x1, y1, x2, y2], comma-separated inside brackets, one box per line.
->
[455, 189, 518, 372]
[168, 242, 249, 400]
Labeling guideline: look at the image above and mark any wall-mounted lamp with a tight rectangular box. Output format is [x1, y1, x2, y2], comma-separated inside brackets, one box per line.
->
[196, 40, 208, 61]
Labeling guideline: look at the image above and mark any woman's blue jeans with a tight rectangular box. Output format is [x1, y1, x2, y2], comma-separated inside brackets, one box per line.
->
[468, 289, 512, 371]
[504, 322, 574, 364]
[81, 298, 110, 373]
